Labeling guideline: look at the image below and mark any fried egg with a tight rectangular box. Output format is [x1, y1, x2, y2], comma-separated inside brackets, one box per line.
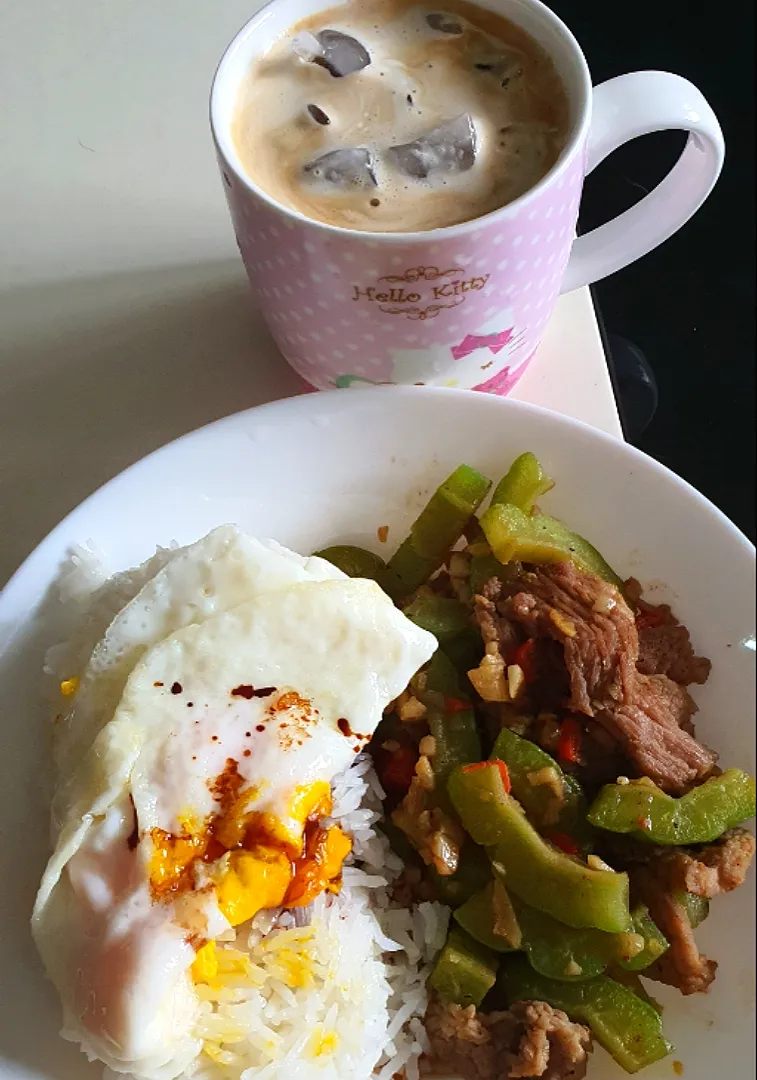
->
[52, 525, 346, 783]
[33, 534, 436, 1080]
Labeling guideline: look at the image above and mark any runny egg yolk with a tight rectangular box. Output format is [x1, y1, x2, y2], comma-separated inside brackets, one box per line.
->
[146, 771, 352, 985]
[213, 846, 291, 927]
[148, 780, 334, 903]
[191, 940, 219, 983]
[149, 819, 208, 900]
[285, 824, 352, 909]
[221, 781, 333, 854]
[190, 824, 351, 988]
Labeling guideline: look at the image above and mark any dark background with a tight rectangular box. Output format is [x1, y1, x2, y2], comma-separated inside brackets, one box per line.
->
[557, 0, 755, 540]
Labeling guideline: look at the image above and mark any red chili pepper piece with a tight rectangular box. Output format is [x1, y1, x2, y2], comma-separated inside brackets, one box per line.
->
[558, 718, 583, 764]
[381, 746, 418, 790]
[510, 639, 538, 683]
[462, 759, 511, 794]
[445, 696, 471, 713]
[548, 832, 580, 856]
[495, 759, 512, 793]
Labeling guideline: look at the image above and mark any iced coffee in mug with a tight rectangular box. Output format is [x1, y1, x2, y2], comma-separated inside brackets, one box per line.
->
[211, 0, 724, 392]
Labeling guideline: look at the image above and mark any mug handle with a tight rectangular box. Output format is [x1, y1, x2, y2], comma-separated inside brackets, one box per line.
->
[561, 71, 725, 293]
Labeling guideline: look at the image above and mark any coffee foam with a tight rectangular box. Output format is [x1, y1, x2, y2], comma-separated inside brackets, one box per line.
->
[232, 0, 570, 232]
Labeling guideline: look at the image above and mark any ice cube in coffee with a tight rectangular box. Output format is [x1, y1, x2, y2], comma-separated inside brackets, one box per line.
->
[388, 115, 477, 179]
[425, 12, 464, 35]
[311, 30, 372, 77]
[304, 147, 378, 189]
[232, 0, 570, 232]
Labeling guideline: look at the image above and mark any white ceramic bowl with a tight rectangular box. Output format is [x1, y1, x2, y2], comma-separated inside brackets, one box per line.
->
[0, 388, 753, 1080]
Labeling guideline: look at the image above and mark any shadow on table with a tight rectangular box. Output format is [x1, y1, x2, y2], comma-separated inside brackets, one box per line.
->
[0, 260, 300, 586]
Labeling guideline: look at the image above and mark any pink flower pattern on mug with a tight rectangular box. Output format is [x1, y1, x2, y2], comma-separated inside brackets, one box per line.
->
[450, 328, 514, 361]
[472, 357, 532, 395]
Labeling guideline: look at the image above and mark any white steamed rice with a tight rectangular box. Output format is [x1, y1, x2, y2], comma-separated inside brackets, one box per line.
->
[47, 544, 450, 1080]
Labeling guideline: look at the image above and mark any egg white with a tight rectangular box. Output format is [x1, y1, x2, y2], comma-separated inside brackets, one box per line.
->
[53, 525, 346, 786]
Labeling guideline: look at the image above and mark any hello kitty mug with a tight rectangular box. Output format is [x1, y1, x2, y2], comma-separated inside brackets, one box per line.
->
[211, 0, 724, 393]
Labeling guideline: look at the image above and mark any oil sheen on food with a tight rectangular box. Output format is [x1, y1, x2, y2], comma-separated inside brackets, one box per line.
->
[232, 0, 571, 232]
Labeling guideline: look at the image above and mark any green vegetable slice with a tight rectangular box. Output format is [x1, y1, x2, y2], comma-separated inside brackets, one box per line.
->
[498, 955, 673, 1074]
[455, 887, 665, 981]
[441, 630, 484, 686]
[490, 452, 555, 513]
[587, 769, 756, 845]
[421, 650, 482, 815]
[491, 727, 593, 850]
[449, 764, 630, 932]
[453, 882, 520, 955]
[424, 648, 463, 699]
[607, 967, 663, 1013]
[468, 551, 507, 596]
[428, 927, 499, 1008]
[403, 593, 470, 642]
[674, 890, 710, 928]
[389, 465, 491, 590]
[480, 503, 622, 587]
[618, 905, 669, 971]
[312, 544, 403, 600]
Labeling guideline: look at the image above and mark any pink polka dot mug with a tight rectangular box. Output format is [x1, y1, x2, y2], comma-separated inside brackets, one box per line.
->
[211, 0, 724, 393]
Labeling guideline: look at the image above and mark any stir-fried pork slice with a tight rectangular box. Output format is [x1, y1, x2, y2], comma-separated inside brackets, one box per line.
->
[423, 995, 592, 1079]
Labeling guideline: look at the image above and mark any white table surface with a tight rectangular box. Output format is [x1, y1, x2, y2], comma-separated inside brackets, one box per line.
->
[0, 0, 621, 589]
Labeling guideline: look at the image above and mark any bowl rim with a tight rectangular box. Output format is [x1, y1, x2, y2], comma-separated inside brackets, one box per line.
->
[1, 385, 754, 1080]
[1, 386, 753, 639]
